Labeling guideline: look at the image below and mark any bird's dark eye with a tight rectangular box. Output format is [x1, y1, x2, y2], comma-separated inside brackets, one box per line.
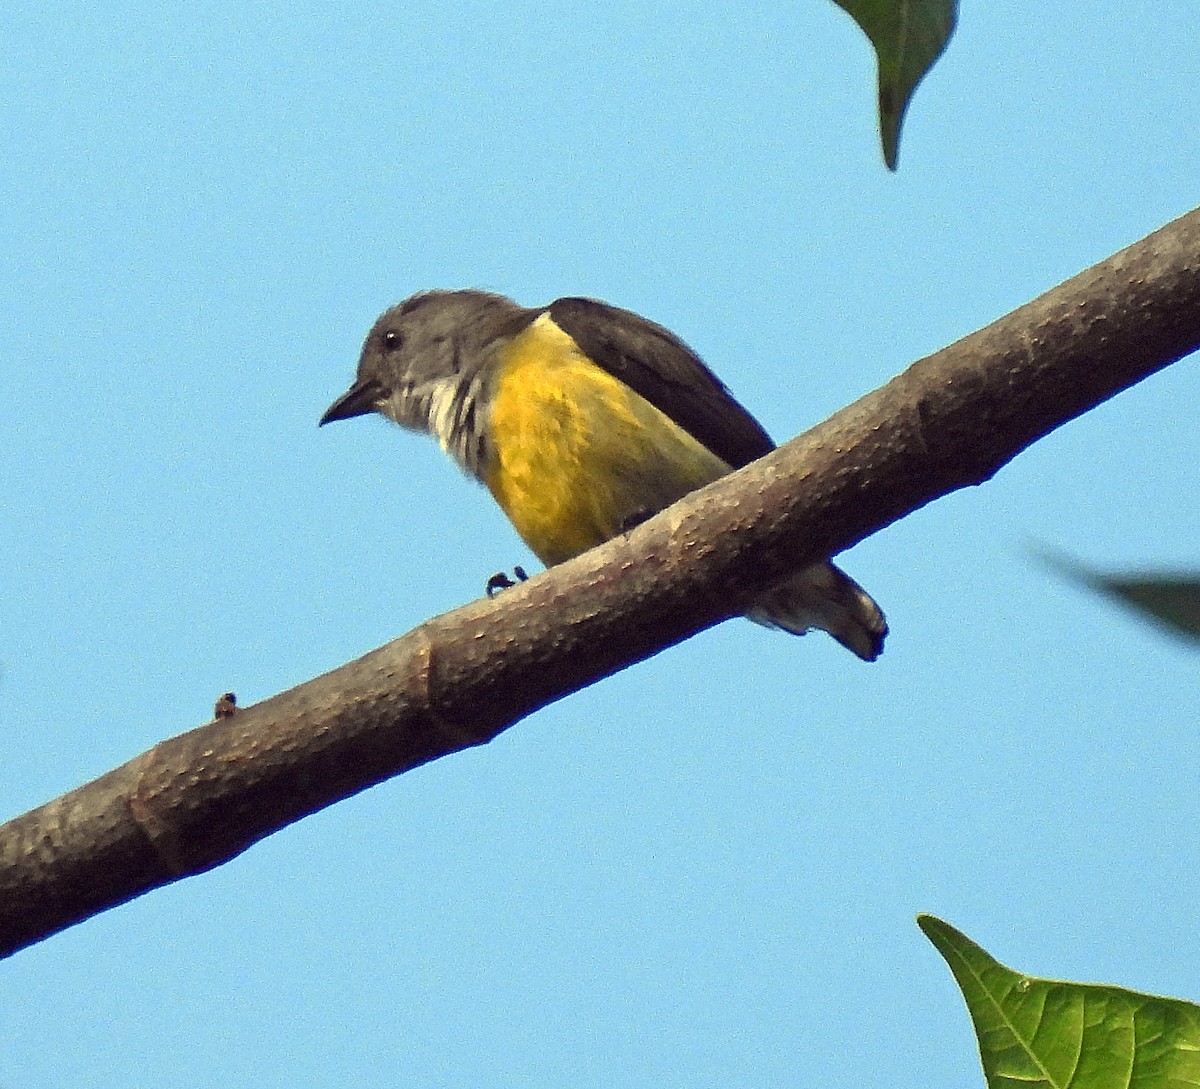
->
[382, 329, 404, 352]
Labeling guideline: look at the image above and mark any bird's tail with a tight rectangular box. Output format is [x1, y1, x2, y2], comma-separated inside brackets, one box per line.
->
[748, 561, 887, 661]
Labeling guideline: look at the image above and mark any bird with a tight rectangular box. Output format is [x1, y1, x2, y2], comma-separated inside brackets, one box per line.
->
[320, 290, 887, 660]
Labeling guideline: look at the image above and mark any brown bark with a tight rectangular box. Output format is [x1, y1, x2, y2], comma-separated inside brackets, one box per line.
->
[2, 206, 1198, 959]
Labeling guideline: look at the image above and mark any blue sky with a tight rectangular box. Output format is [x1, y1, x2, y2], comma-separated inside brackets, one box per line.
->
[2, 2, 1198, 1086]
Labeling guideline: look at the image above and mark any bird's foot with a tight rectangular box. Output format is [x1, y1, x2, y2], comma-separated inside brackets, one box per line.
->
[619, 509, 654, 535]
[486, 565, 529, 597]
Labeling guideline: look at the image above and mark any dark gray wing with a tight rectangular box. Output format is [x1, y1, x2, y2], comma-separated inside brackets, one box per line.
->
[547, 297, 775, 469]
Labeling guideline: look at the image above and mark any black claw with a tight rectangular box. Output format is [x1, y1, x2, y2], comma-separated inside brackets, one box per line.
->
[619, 509, 654, 535]
[486, 567, 529, 597]
[486, 572, 513, 596]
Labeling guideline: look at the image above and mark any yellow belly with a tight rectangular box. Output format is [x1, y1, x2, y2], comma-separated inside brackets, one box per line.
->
[483, 314, 731, 566]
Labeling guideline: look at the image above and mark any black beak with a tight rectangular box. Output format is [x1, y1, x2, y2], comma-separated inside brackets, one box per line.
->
[319, 379, 384, 426]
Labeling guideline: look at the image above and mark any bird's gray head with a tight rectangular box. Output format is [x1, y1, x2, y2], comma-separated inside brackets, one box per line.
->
[319, 289, 524, 474]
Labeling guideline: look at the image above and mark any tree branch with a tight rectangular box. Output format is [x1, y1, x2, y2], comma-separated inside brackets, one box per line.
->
[3, 206, 1198, 959]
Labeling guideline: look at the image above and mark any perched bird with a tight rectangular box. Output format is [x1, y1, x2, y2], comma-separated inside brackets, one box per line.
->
[321, 290, 886, 660]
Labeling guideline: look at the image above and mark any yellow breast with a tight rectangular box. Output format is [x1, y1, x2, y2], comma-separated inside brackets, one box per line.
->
[483, 314, 731, 566]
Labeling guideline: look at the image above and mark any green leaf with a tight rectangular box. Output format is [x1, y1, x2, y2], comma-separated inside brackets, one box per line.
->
[831, 0, 958, 170]
[1031, 546, 1200, 644]
[919, 915, 1200, 1089]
